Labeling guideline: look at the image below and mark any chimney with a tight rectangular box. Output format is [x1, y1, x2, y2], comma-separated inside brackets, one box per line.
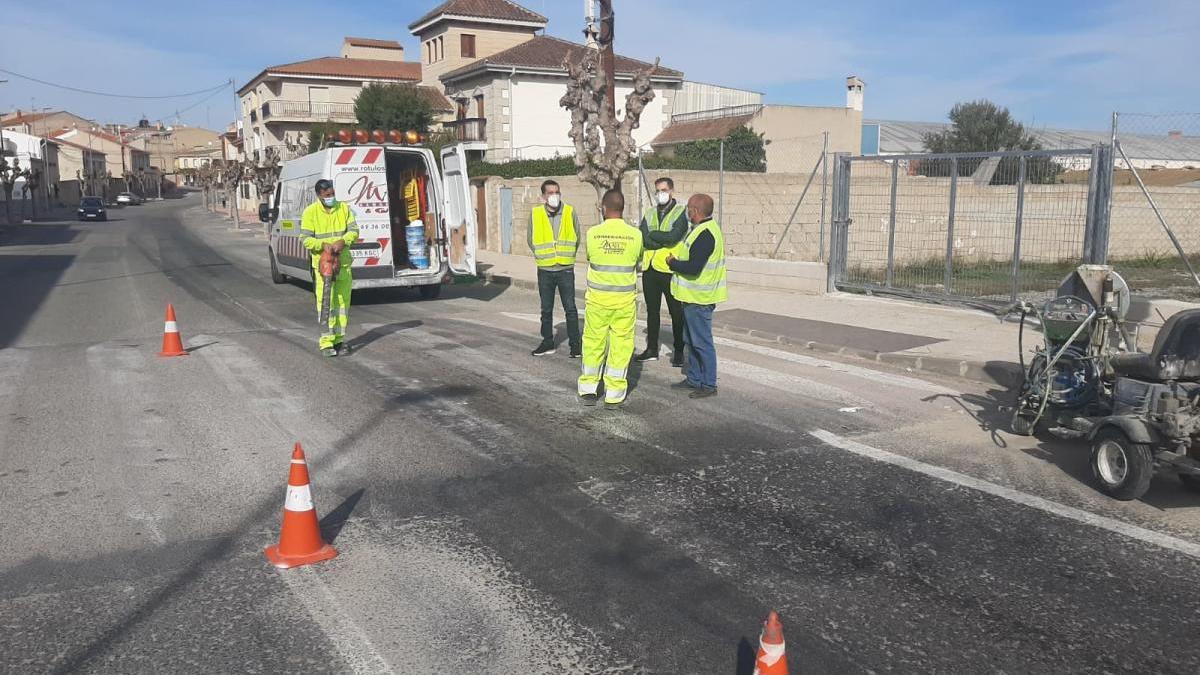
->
[846, 76, 865, 112]
[341, 37, 406, 62]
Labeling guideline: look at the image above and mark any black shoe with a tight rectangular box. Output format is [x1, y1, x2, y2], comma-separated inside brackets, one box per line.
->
[605, 400, 625, 409]
[670, 354, 685, 368]
[670, 378, 698, 390]
[689, 387, 718, 399]
[532, 342, 556, 356]
[336, 343, 352, 356]
[581, 393, 599, 406]
[569, 348, 582, 359]
[321, 347, 338, 358]
[635, 350, 659, 362]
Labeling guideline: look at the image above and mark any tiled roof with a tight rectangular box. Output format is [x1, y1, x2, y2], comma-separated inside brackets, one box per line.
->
[344, 37, 403, 49]
[409, 0, 546, 30]
[442, 35, 683, 82]
[415, 86, 455, 112]
[650, 114, 755, 147]
[239, 57, 421, 94]
[1, 111, 55, 125]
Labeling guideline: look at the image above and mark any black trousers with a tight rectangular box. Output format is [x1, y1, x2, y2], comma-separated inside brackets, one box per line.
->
[538, 268, 581, 350]
[642, 267, 685, 354]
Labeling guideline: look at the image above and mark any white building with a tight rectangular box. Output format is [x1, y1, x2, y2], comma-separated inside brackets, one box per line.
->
[0, 129, 61, 214]
[413, 0, 685, 161]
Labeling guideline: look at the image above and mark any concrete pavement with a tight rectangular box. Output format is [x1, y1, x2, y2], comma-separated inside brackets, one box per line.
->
[3, 197, 1200, 673]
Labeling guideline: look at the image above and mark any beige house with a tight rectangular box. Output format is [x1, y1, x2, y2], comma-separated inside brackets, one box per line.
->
[2, 110, 93, 137]
[53, 138, 107, 200]
[237, 37, 452, 161]
[650, 77, 866, 173]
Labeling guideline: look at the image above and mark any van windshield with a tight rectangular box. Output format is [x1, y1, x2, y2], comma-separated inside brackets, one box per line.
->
[81, 198, 103, 206]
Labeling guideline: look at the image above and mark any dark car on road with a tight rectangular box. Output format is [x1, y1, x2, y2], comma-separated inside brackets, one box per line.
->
[78, 197, 107, 221]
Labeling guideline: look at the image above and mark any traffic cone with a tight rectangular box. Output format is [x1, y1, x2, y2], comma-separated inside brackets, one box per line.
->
[264, 443, 338, 569]
[753, 611, 788, 675]
[158, 304, 188, 357]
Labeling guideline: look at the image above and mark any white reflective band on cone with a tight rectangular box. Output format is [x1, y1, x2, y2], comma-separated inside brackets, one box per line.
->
[758, 639, 785, 667]
[164, 321, 178, 332]
[290, 459, 306, 464]
[284, 484, 314, 512]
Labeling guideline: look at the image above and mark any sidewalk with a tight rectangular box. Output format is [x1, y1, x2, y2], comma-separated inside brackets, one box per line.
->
[476, 251, 1027, 388]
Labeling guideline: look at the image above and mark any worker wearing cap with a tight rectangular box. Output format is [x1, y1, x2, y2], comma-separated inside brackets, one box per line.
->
[578, 189, 643, 407]
[301, 178, 359, 356]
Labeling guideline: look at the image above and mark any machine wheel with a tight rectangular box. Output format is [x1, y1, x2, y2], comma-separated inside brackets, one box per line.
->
[1179, 474, 1200, 494]
[1090, 428, 1154, 501]
[1011, 408, 1037, 436]
[418, 284, 442, 300]
[269, 249, 287, 284]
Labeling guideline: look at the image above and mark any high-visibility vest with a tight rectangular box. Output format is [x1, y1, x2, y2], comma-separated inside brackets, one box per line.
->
[531, 204, 578, 268]
[671, 218, 728, 304]
[641, 203, 687, 274]
[585, 217, 643, 308]
[300, 200, 359, 268]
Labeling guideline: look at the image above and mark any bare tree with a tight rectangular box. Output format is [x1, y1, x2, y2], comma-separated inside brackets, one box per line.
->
[25, 168, 42, 220]
[559, 0, 658, 203]
[1, 156, 31, 225]
[221, 159, 247, 229]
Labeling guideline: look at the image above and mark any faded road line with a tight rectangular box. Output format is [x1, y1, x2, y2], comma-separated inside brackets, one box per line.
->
[811, 429, 1200, 561]
[277, 566, 394, 674]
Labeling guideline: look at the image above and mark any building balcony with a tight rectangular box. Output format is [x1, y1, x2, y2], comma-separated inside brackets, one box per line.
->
[443, 118, 487, 144]
[259, 100, 357, 123]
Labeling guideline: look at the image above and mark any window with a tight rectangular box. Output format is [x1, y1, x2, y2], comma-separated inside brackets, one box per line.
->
[475, 95, 485, 118]
[461, 34, 476, 58]
[437, 36, 444, 61]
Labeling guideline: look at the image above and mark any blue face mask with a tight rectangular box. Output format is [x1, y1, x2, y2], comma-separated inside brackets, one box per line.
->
[321, 196, 336, 207]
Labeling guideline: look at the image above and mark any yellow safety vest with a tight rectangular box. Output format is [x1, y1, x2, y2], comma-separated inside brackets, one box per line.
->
[641, 203, 687, 274]
[585, 218, 643, 308]
[671, 219, 728, 304]
[531, 204, 578, 268]
[301, 201, 359, 268]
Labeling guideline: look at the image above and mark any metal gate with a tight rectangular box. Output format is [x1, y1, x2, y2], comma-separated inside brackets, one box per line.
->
[828, 146, 1113, 306]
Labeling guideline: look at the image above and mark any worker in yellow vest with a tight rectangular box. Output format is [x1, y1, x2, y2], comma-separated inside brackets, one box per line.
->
[301, 179, 359, 356]
[578, 190, 644, 407]
[667, 193, 728, 399]
[637, 176, 688, 368]
[529, 180, 582, 357]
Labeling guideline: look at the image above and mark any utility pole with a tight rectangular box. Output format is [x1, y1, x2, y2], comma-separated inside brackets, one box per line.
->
[597, 0, 616, 121]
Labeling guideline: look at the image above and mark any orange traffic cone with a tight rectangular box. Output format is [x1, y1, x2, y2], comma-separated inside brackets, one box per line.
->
[264, 443, 338, 569]
[158, 304, 188, 357]
[753, 611, 788, 675]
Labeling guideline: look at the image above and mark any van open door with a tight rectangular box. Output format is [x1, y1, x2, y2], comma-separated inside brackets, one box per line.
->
[440, 143, 478, 276]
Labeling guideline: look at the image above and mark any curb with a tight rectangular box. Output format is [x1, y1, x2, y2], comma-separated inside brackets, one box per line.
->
[476, 268, 1024, 390]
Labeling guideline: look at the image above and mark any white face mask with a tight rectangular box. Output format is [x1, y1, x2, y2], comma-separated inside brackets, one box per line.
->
[656, 191, 671, 206]
[546, 194, 561, 209]
[321, 196, 336, 208]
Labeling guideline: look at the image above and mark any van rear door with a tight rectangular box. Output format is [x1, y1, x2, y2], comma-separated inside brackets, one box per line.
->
[332, 147, 394, 277]
[439, 144, 478, 276]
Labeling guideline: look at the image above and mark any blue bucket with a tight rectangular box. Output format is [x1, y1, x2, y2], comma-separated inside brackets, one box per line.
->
[405, 221, 429, 269]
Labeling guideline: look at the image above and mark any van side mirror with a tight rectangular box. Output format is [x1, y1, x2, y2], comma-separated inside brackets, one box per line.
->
[259, 204, 277, 223]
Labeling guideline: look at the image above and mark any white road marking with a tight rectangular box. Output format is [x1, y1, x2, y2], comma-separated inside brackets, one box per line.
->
[500, 311, 955, 395]
[278, 567, 394, 674]
[713, 336, 957, 395]
[810, 429, 1200, 560]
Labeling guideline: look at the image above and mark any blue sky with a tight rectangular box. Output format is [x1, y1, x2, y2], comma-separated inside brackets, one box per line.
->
[2, 0, 1196, 132]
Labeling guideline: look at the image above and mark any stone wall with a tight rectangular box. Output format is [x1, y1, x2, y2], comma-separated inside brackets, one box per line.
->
[477, 168, 1200, 267]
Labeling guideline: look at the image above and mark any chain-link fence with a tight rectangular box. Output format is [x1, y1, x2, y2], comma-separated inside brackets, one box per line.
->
[829, 147, 1108, 305]
[1110, 112, 1200, 300]
[634, 131, 832, 262]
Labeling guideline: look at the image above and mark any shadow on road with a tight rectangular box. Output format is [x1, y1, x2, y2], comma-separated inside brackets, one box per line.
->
[0, 224, 86, 247]
[320, 488, 365, 545]
[0, 255, 74, 348]
[346, 320, 423, 351]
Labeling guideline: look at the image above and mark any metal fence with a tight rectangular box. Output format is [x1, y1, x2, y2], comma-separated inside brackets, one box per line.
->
[1110, 112, 1200, 301]
[828, 147, 1112, 305]
[635, 131, 833, 262]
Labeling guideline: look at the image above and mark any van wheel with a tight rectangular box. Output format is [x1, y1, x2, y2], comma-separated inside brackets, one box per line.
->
[419, 284, 442, 300]
[1090, 428, 1154, 501]
[269, 249, 287, 284]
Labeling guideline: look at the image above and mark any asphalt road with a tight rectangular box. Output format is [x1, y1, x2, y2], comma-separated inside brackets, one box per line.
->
[2, 197, 1200, 674]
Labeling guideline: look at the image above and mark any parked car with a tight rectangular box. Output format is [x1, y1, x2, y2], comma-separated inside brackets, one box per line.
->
[78, 197, 107, 221]
[115, 192, 143, 206]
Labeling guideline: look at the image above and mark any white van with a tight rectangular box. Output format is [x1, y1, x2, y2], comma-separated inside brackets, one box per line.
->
[261, 143, 477, 299]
